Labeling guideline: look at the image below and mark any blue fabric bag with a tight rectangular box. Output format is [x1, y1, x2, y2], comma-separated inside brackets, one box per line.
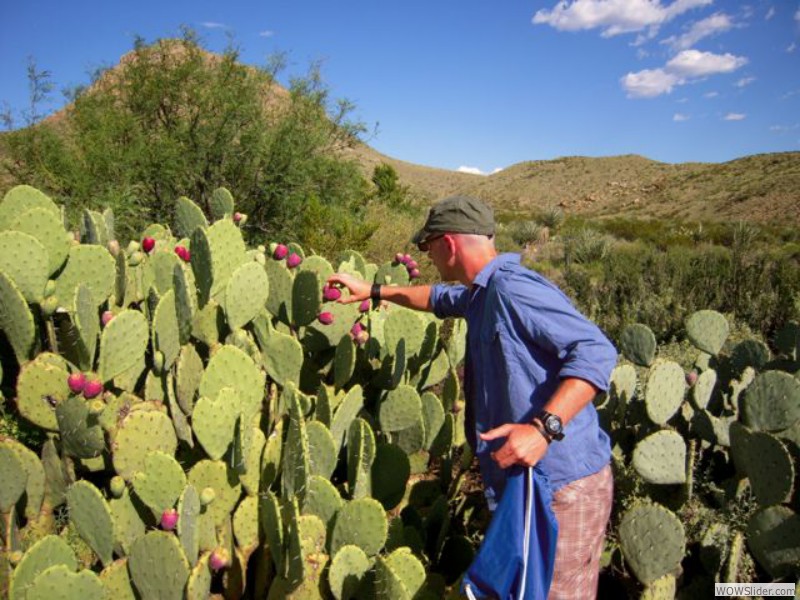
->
[462, 466, 558, 600]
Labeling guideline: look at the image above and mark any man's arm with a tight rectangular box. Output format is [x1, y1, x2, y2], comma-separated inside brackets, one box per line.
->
[479, 378, 599, 469]
[327, 273, 432, 312]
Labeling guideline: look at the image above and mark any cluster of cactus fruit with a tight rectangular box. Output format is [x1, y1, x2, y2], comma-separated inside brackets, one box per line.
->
[0, 185, 475, 599]
[603, 310, 800, 595]
[0, 183, 797, 598]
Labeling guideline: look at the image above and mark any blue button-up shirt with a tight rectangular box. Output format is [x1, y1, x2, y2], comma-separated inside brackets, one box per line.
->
[430, 253, 616, 503]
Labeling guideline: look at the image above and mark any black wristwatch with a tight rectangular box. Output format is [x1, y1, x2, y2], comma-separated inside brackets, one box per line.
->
[370, 283, 382, 308]
[536, 410, 565, 441]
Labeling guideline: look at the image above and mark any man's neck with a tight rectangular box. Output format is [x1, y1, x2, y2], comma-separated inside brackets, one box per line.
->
[459, 249, 498, 285]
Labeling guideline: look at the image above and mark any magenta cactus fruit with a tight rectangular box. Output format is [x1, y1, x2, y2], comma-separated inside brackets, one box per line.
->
[286, 253, 302, 268]
[408, 268, 420, 279]
[323, 285, 342, 301]
[318, 312, 334, 325]
[359, 299, 371, 313]
[354, 330, 370, 346]
[685, 370, 698, 387]
[209, 548, 231, 571]
[407, 260, 418, 270]
[403, 253, 412, 264]
[273, 244, 289, 260]
[174, 246, 190, 262]
[233, 212, 243, 223]
[350, 322, 364, 337]
[142, 237, 156, 253]
[82, 379, 104, 399]
[395, 252, 405, 264]
[160, 508, 179, 531]
[67, 372, 86, 394]
[101, 311, 114, 326]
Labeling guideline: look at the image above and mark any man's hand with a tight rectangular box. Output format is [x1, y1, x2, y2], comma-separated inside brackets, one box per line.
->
[327, 273, 371, 304]
[480, 423, 549, 469]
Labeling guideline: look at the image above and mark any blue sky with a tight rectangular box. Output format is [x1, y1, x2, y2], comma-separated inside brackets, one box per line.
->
[2, 1, 799, 174]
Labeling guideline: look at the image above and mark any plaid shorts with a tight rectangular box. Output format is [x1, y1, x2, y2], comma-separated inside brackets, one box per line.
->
[548, 464, 614, 600]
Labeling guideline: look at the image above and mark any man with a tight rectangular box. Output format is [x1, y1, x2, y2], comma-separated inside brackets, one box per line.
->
[328, 195, 617, 599]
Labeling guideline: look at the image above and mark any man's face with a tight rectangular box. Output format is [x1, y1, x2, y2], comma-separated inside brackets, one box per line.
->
[424, 233, 455, 280]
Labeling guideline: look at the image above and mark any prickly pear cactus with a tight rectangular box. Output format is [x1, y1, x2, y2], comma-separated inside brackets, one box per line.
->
[619, 502, 685, 585]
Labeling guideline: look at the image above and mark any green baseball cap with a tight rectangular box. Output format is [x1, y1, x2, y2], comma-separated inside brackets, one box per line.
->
[411, 195, 495, 245]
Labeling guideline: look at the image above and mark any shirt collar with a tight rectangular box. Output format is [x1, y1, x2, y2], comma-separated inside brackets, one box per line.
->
[471, 253, 521, 289]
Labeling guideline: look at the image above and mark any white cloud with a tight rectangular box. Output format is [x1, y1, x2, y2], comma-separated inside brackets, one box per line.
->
[458, 166, 503, 175]
[788, 42, 797, 53]
[796, 8, 800, 22]
[621, 68, 681, 97]
[673, 113, 690, 121]
[622, 50, 747, 97]
[532, 0, 712, 37]
[765, 6, 775, 20]
[724, 113, 746, 121]
[259, 30, 274, 37]
[660, 12, 734, 51]
[676, 96, 689, 103]
[736, 76, 756, 88]
[703, 91, 719, 98]
[666, 49, 748, 77]
[201, 22, 227, 29]
[770, 124, 799, 132]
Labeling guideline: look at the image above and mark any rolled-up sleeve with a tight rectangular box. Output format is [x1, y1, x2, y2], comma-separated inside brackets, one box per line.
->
[429, 283, 470, 319]
[500, 273, 617, 392]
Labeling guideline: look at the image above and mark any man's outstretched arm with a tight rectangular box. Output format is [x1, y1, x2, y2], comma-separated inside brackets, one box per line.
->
[327, 273, 433, 312]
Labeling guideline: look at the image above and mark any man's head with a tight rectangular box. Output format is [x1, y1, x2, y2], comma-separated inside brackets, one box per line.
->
[412, 195, 495, 251]
[412, 195, 497, 284]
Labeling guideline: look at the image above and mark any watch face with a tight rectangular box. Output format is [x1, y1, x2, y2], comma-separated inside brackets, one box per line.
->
[545, 414, 563, 434]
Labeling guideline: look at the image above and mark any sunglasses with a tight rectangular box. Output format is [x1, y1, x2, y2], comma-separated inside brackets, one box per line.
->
[417, 233, 446, 252]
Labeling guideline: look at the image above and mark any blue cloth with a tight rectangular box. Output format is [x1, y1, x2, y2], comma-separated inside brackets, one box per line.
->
[430, 253, 616, 503]
[462, 466, 558, 600]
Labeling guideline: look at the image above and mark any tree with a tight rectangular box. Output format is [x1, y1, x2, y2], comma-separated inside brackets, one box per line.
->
[1, 30, 372, 251]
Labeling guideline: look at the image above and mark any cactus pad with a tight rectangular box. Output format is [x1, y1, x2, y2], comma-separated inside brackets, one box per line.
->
[0, 269, 36, 364]
[645, 360, 685, 425]
[175, 196, 209, 238]
[132, 450, 187, 516]
[187, 460, 242, 527]
[54, 245, 116, 309]
[0, 185, 60, 229]
[371, 443, 411, 510]
[0, 230, 49, 303]
[210, 187, 235, 219]
[328, 544, 370, 600]
[55, 395, 106, 459]
[66, 480, 115, 566]
[619, 502, 685, 585]
[0, 444, 28, 512]
[330, 385, 364, 454]
[25, 565, 104, 600]
[16, 357, 70, 430]
[330, 497, 388, 556]
[307, 420, 337, 480]
[112, 410, 178, 480]
[619, 323, 657, 366]
[0, 438, 45, 518]
[199, 344, 265, 425]
[302, 475, 343, 530]
[632, 430, 686, 485]
[685, 310, 729, 355]
[741, 370, 800, 432]
[193, 387, 241, 460]
[741, 431, 795, 505]
[261, 328, 304, 388]
[8, 535, 77, 600]
[379, 385, 423, 432]
[225, 261, 269, 330]
[129, 531, 191, 600]
[746, 506, 800, 579]
[98, 309, 149, 383]
[8, 207, 69, 277]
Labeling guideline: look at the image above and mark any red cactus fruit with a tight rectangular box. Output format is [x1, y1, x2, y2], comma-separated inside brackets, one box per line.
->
[233, 212, 243, 223]
[286, 253, 302, 268]
[407, 260, 418, 270]
[403, 253, 412, 264]
[101, 311, 114, 326]
[67, 372, 86, 394]
[685, 371, 698, 387]
[323, 285, 342, 301]
[174, 246, 191, 262]
[354, 330, 370, 346]
[359, 299, 371, 313]
[273, 244, 289, 260]
[142, 237, 156, 253]
[351, 322, 364, 337]
[408, 268, 420, 279]
[82, 379, 104, 399]
[318, 312, 334, 325]
[160, 508, 179, 531]
[395, 252, 405, 264]
[209, 548, 231, 571]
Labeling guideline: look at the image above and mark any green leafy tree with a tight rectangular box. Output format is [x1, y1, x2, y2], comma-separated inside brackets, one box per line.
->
[371, 162, 414, 212]
[1, 30, 371, 251]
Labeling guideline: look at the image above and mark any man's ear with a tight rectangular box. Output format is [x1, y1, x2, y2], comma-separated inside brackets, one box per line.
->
[443, 234, 457, 254]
